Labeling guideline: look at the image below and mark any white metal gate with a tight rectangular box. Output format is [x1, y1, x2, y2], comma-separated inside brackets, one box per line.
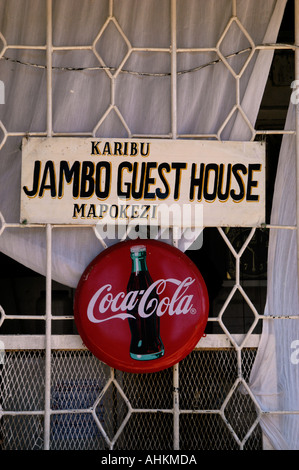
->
[0, 335, 261, 450]
[0, 0, 297, 450]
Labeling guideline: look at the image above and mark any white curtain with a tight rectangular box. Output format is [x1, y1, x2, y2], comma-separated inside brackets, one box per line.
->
[249, 102, 299, 450]
[0, 0, 293, 449]
[0, 0, 286, 288]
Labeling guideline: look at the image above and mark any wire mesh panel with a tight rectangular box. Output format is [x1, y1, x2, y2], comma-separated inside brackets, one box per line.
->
[0, 347, 262, 450]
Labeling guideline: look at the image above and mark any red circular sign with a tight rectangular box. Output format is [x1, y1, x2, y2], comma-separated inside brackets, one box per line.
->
[74, 239, 209, 373]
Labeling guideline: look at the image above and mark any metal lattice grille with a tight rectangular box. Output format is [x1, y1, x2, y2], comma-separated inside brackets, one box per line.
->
[0, 348, 262, 450]
[0, 0, 296, 451]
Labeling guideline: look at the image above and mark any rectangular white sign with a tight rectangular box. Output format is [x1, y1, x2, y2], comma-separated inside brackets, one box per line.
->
[21, 137, 265, 227]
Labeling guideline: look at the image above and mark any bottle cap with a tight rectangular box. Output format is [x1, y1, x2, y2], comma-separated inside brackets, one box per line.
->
[130, 245, 146, 253]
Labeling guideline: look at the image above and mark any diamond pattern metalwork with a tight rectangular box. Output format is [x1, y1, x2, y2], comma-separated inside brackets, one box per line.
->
[0, 121, 7, 150]
[0, 348, 262, 450]
[0, 305, 5, 328]
[0, 0, 287, 451]
[223, 381, 257, 440]
[217, 105, 255, 140]
[0, 212, 5, 237]
[0, 31, 7, 59]
[92, 14, 132, 137]
[217, 17, 255, 78]
[93, 18, 131, 77]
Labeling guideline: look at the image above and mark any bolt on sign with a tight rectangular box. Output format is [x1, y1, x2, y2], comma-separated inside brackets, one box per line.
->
[21, 137, 265, 228]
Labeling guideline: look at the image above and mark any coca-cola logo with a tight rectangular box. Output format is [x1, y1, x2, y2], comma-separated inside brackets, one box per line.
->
[74, 240, 209, 373]
[87, 277, 197, 323]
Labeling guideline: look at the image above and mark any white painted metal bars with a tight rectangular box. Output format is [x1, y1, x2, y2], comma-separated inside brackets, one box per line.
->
[0, 0, 297, 450]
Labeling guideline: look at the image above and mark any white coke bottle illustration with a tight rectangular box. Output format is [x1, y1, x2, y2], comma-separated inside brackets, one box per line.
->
[127, 245, 165, 361]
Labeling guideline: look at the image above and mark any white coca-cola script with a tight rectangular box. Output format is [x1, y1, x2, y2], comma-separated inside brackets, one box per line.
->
[87, 277, 197, 323]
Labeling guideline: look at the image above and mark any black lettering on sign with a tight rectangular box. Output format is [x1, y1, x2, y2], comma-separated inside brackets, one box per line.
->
[95, 161, 111, 199]
[80, 161, 94, 198]
[156, 163, 171, 199]
[117, 161, 132, 198]
[171, 162, 187, 200]
[23, 157, 262, 205]
[73, 203, 86, 218]
[91, 141, 101, 155]
[203, 163, 218, 202]
[91, 140, 151, 157]
[143, 162, 157, 199]
[131, 162, 146, 199]
[38, 160, 56, 198]
[217, 164, 231, 202]
[246, 164, 261, 201]
[230, 164, 247, 202]
[58, 161, 80, 198]
[23, 160, 41, 197]
[189, 163, 205, 201]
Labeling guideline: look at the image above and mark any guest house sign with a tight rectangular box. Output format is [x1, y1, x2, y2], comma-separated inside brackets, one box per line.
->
[21, 137, 265, 227]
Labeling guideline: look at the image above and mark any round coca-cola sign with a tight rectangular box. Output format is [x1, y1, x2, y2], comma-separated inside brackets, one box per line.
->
[74, 239, 209, 373]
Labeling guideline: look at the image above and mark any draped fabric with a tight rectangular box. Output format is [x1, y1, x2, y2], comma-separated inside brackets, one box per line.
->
[0, 0, 292, 449]
[0, 0, 286, 287]
[249, 102, 299, 450]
